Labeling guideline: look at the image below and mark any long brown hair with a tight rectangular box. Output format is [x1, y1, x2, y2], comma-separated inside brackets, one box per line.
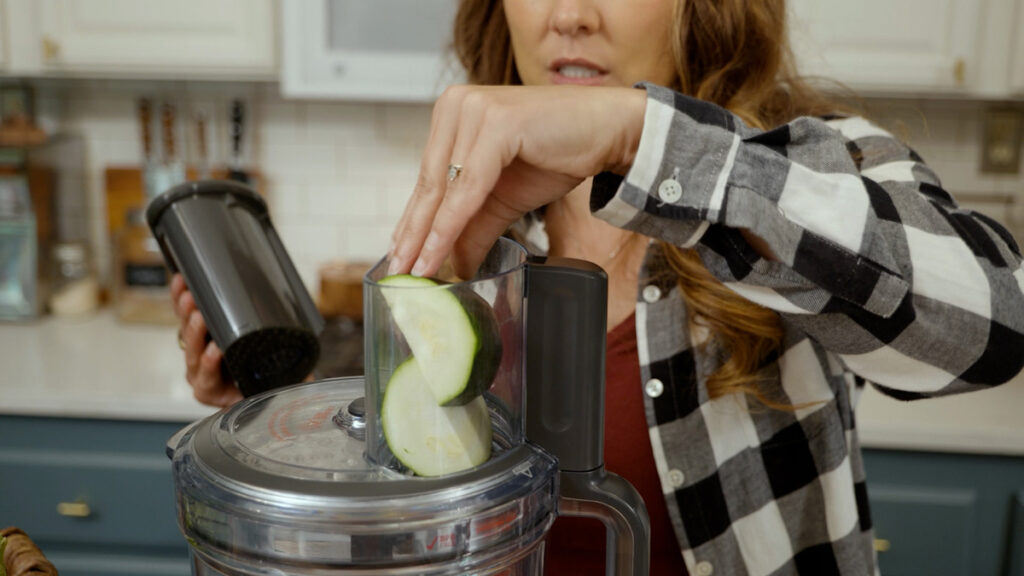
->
[453, 0, 840, 407]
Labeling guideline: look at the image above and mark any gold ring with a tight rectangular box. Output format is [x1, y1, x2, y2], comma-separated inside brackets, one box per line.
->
[178, 330, 186, 350]
[447, 163, 463, 182]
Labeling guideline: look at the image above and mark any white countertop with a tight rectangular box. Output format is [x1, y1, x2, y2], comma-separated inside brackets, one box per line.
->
[1, 310, 1023, 455]
[0, 311, 218, 422]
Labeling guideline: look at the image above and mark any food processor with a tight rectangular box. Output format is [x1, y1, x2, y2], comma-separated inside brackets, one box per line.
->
[165, 234, 650, 575]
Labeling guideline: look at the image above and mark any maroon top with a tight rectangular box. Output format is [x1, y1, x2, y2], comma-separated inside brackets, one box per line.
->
[544, 313, 688, 575]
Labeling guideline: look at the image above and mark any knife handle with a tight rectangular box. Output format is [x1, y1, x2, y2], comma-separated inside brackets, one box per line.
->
[162, 102, 176, 161]
[195, 112, 208, 165]
[138, 99, 152, 160]
[230, 99, 244, 159]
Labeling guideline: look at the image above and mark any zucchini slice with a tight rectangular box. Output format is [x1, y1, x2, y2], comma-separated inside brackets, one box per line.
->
[382, 357, 492, 476]
[378, 274, 502, 406]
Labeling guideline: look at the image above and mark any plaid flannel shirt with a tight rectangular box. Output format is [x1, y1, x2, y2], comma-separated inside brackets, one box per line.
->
[589, 84, 1024, 576]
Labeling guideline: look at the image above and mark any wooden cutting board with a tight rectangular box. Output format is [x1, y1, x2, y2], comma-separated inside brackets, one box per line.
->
[104, 166, 262, 237]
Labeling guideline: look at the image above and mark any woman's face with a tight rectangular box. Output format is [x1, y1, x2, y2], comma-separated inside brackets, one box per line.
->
[503, 0, 678, 88]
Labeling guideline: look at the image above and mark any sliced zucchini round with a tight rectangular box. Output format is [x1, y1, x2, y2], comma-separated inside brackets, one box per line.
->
[382, 357, 492, 477]
[378, 274, 502, 406]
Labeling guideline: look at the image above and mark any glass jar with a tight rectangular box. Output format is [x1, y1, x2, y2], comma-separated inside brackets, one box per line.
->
[0, 175, 37, 321]
[48, 241, 99, 315]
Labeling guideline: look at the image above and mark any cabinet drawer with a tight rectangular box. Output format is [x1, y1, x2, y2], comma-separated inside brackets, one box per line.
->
[0, 449, 183, 549]
[869, 485, 977, 576]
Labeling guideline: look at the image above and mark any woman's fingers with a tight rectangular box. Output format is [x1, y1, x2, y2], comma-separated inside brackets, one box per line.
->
[406, 96, 495, 277]
[170, 273, 186, 303]
[415, 133, 507, 277]
[182, 310, 206, 375]
[194, 342, 243, 407]
[389, 88, 466, 275]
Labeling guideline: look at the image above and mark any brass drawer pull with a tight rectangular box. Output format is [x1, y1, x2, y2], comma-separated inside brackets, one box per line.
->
[56, 500, 91, 518]
[874, 538, 891, 552]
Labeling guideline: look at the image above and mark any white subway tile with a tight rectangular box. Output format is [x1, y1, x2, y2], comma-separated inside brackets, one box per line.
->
[260, 141, 339, 180]
[266, 183, 309, 220]
[343, 223, 395, 262]
[259, 99, 303, 143]
[385, 184, 415, 219]
[380, 103, 432, 148]
[306, 182, 382, 221]
[276, 221, 341, 262]
[304, 102, 378, 146]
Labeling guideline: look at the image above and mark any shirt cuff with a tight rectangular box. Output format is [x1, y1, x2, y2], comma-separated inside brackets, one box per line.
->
[589, 83, 737, 249]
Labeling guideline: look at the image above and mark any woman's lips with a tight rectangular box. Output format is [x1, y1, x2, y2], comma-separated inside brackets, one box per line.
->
[549, 58, 608, 86]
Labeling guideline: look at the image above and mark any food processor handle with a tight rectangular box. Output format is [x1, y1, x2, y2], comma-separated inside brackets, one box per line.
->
[526, 256, 651, 576]
[560, 469, 651, 576]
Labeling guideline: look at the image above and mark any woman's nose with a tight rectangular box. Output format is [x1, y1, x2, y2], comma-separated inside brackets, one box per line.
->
[550, 0, 600, 36]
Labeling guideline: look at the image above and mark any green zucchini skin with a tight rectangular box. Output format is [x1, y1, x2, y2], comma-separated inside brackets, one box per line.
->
[445, 283, 503, 406]
[378, 275, 503, 407]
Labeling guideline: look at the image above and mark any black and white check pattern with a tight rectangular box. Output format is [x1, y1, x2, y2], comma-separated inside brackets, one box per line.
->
[590, 84, 1024, 576]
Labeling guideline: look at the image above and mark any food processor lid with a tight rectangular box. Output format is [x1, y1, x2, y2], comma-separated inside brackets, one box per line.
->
[170, 377, 558, 569]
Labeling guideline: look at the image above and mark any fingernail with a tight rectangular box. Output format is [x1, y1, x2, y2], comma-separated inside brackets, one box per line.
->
[190, 311, 201, 328]
[387, 240, 396, 257]
[411, 257, 428, 277]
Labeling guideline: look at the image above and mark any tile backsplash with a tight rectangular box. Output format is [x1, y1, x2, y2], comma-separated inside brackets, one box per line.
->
[41, 79, 1024, 292]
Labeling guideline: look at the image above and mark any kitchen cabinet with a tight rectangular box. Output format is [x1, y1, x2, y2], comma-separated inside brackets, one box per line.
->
[788, 0, 982, 94]
[0, 415, 190, 576]
[1013, 0, 1024, 94]
[30, 0, 276, 79]
[281, 0, 463, 102]
[863, 449, 1024, 576]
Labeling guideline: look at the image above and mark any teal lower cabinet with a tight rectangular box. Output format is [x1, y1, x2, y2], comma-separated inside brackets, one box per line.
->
[863, 449, 1024, 576]
[1008, 491, 1024, 576]
[0, 415, 193, 576]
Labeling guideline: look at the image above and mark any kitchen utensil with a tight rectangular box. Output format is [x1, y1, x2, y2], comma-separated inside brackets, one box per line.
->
[146, 179, 323, 397]
[138, 98, 161, 200]
[227, 99, 249, 184]
[166, 237, 649, 575]
[160, 101, 187, 189]
[195, 111, 210, 180]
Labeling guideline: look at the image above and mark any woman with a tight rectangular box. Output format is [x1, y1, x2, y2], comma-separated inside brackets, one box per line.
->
[175, 0, 1024, 574]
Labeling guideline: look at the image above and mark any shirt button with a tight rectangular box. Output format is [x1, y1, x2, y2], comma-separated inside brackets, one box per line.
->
[642, 284, 661, 303]
[657, 178, 683, 203]
[695, 561, 714, 576]
[645, 378, 664, 398]
[667, 469, 685, 487]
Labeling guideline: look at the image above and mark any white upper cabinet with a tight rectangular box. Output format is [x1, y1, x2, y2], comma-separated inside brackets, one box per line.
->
[282, 0, 461, 102]
[36, 0, 276, 79]
[1012, 0, 1024, 93]
[789, 0, 982, 94]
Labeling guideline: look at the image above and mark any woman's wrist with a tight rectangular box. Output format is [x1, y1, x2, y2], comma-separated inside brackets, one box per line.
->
[605, 87, 648, 176]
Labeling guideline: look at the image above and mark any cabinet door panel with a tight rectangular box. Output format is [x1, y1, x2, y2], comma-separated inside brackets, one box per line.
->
[868, 485, 976, 576]
[45, 552, 189, 576]
[38, 0, 275, 77]
[1013, 0, 1024, 93]
[1009, 491, 1024, 576]
[789, 0, 980, 92]
[0, 449, 183, 549]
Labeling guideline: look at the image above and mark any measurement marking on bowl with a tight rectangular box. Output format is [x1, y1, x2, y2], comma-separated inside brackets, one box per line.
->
[267, 394, 329, 440]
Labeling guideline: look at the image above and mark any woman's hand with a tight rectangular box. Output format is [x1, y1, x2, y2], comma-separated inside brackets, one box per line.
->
[170, 274, 243, 408]
[389, 85, 647, 279]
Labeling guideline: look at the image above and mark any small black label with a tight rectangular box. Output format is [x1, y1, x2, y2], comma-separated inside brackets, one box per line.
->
[125, 264, 168, 287]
